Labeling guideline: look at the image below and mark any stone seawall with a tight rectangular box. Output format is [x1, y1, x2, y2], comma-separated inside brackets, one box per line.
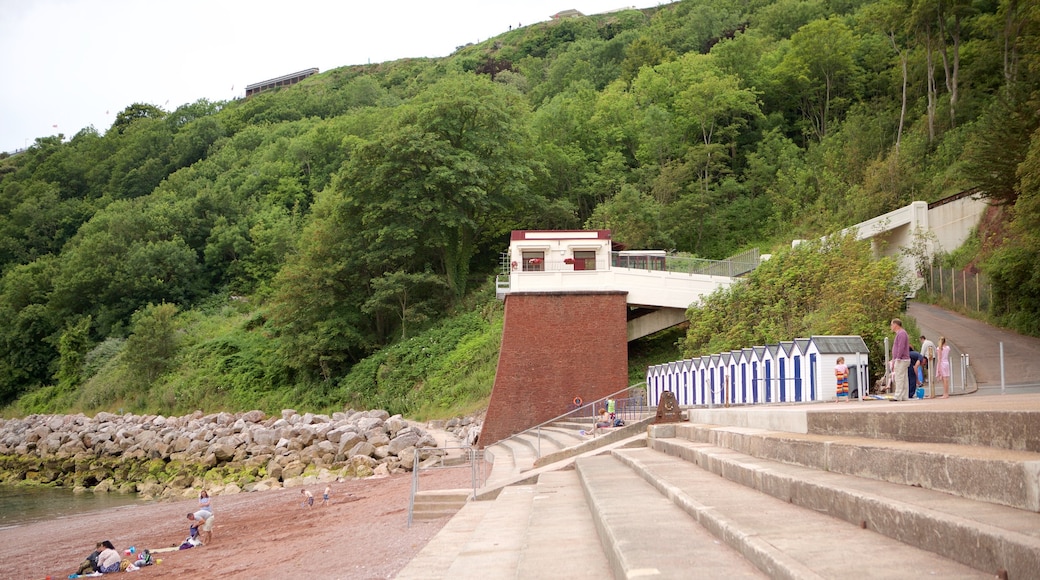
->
[0, 408, 443, 499]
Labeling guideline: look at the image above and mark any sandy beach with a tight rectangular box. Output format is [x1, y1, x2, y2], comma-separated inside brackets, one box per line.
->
[0, 468, 472, 580]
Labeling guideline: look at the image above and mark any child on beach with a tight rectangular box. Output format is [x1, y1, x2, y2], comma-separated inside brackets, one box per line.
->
[322, 485, 331, 507]
[835, 357, 849, 402]
[301, 488, 314, 508]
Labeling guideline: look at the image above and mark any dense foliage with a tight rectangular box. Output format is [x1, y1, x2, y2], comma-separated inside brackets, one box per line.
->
[1, 0, 1039, 416]
[683, 234, 905, 371]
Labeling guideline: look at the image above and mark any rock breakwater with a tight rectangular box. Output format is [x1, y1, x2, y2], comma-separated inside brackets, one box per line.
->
[0, 408, 444, 499]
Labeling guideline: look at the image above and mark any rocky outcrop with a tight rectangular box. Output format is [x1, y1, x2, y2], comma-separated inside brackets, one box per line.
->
[441, 413, 483, 447]
[0, 409, 443, 499]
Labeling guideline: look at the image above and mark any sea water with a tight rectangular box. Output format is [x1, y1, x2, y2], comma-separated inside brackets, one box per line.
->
[0, 485, 149, 529]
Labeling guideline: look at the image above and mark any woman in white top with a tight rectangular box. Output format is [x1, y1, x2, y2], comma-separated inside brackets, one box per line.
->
[935, 336, 951, 399]
[96, 540, 121, 574]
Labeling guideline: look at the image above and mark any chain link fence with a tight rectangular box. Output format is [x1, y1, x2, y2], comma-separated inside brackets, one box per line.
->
[925, 265, 992, 315]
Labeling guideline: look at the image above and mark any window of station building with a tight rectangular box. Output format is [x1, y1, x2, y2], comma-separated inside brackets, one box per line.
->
[573, 250, 596, 271]
[522, 250, 545, 271]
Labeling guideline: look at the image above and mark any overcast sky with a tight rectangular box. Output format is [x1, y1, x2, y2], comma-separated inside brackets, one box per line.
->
[0, 0, 658, 153]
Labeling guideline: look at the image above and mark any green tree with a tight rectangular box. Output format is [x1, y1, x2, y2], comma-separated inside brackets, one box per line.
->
[779, 18, 862, 139]
[124, 302, 179, 384]
[55, 315, 92, 391]
[341, 74, 535, 299]
[585, 184, 666, 249]
[362, 271, 450, 340]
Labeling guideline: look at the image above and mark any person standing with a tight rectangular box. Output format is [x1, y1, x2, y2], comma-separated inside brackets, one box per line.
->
[322, 485, 331, 507]
[834, 357, 849, 402]
[919, 335, 936, 386]
[890, 318, 911, 401]
[936, 336, 951, 399]
[301, 488, 314, 508]
[198, 490, 212, 513]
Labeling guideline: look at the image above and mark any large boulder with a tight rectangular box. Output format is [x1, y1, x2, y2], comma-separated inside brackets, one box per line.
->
[347, 441, 376, 459]
[387, 432, 420, 456]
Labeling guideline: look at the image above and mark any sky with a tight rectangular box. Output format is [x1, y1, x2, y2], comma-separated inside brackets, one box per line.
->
[0, 0, 658, 153]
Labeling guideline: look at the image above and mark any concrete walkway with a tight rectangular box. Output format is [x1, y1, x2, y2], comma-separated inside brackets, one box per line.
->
[908, 302, 1040, 391]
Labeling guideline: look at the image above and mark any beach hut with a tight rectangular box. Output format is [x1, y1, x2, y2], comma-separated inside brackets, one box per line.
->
[729, 350, 745, 404]
[708, 354, 722, 405]
[788, 339, 806, 402]
[751, 346, 765, 403]
[680, 359, 695, 405]
[645, 364, 661, 407]
[807, 336, 870, 400]
[793, 338, 813, 400]
[763, 344, 779, 402]
[778, 342, 797, 402]
[739, 348, 754, 404]
[720, 352, 734, 404]
[696, 356, 709, 405]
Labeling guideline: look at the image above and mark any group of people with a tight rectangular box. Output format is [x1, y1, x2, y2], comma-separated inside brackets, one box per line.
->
[71, 491, 215, 575]
[72, 541, 155, 576]
[836, 320, 952, 402]
[186, 489, 215, 546]
[888, 318, 952, 401]
[301, 485, 332, 508]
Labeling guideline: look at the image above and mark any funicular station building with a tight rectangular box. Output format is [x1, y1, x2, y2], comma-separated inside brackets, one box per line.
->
[481, 230, 753, 445]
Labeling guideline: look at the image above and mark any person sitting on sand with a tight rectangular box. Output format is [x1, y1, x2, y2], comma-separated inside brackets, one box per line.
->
[96, 540, 121, 574]
[301, 488, 314, 508]
[74, 541, 104, 575]
[188, 509, 215, 545]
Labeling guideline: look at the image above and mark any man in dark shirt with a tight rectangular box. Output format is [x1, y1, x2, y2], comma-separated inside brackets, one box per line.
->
[908, 347, 925, 398]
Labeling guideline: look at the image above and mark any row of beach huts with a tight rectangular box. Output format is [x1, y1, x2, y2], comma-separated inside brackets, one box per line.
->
[646, 336, 872, 407]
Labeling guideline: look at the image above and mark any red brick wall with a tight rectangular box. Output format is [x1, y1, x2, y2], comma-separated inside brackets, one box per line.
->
[480, 291, 629, 447]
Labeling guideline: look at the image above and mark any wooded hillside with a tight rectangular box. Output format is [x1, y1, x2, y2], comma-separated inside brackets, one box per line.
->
[1, 0, 1038, 417]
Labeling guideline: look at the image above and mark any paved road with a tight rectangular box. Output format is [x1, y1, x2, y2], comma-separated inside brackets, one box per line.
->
[907, 302, 1040, 393]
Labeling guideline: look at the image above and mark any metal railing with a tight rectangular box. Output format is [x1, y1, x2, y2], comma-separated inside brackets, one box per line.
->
[407, 445, 492, 527]
[497, 251, 760, 278]
[487, 385, 649, 459]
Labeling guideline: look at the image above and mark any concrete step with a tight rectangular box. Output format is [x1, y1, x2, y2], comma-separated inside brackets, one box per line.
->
[445, 485, 538, 578]
[396, 500, 495, 579]
[484, 441, 520, 487]
[476, 433, 647, 501]
[514, 430, 564, 457]
[534, 416, 654, 469]
[804, 402, 1040, 452]
[673, 422, 1040, 512]
[539, 425, 588, 445]
[574, 453, 769, 579]
[610, 446, 993, 579]
[516, 470, 613, 579]
[643, 436, 1040, 578]
[411, 488, 470, 520]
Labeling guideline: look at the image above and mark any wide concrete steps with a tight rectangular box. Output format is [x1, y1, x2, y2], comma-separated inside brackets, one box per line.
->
[398, 470, 610, 579]
[645, 435, 1040, 578]
[594, 447, 990, 578]
[411, 489, 471, 520]
[674, 422, 1040, 512]
[575, 454, 769, 579]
